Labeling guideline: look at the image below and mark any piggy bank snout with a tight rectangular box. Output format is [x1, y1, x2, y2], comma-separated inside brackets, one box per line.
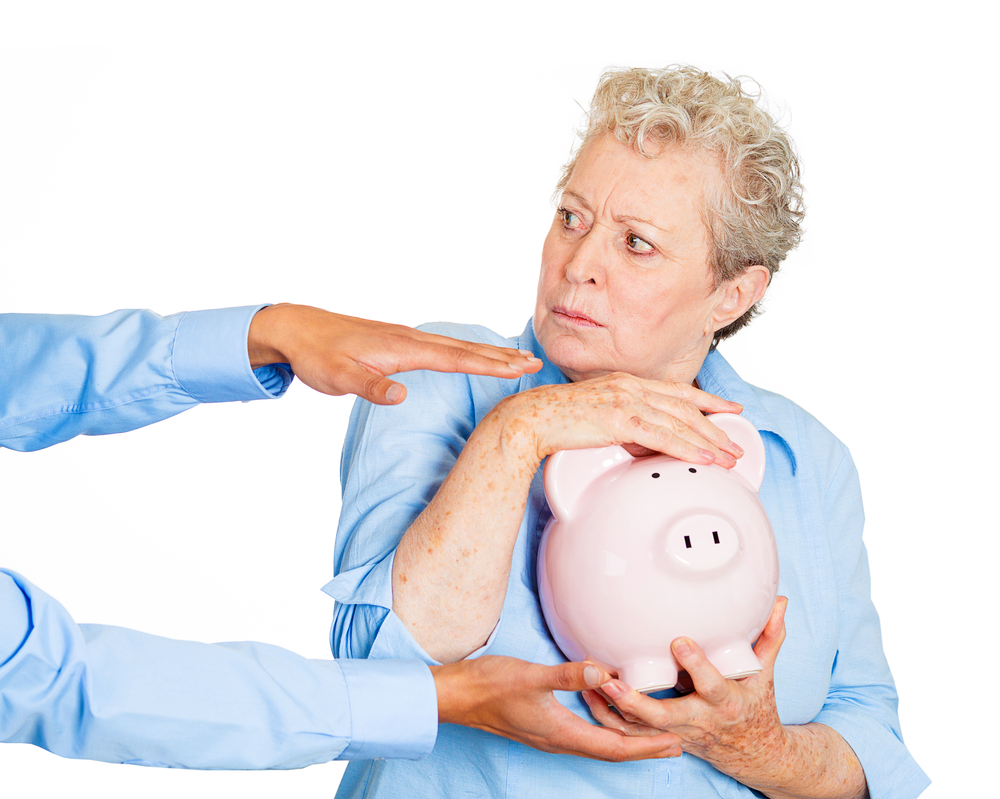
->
[662, 512, 741, 574]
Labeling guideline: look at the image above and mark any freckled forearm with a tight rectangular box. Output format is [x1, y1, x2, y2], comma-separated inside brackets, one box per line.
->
[392, 398, 541, 663]
[732, 723, 868, 799]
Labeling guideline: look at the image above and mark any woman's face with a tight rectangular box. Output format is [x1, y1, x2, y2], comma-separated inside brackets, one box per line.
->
[534, 133, 733, 384]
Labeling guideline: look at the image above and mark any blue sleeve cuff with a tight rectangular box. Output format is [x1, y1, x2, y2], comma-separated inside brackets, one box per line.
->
[172, 306, 292, 403]
[338, 658, 437, 760]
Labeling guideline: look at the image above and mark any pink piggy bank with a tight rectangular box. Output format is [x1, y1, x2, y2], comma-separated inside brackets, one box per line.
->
[537, 413, 778, 693]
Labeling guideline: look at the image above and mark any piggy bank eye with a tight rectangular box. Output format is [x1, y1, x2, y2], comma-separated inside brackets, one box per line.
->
[688, 468, 697, 474]
[651, 473, 660, 479]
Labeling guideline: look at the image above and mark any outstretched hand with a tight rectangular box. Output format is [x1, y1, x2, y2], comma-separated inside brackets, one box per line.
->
[431, 656, 682, 762]
[248, 304, 542, 404]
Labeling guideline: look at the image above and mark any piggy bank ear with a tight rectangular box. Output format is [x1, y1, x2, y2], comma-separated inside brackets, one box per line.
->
[543, 445, 633, 521]
[709, 413, 766, 493]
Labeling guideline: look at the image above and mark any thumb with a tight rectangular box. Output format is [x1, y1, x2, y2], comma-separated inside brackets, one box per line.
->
[336, 363, 408, 404]
[753, 596, 788, 669]
[542, 662, 612, 693]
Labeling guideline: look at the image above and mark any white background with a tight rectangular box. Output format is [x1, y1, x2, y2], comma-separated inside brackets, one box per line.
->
[1, 1, 995, 796]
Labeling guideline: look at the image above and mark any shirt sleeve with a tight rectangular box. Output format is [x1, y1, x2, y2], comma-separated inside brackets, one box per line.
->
[0, 569, 437, 767]
[0, 306, 292, 452]
[811, 450, 930, 798]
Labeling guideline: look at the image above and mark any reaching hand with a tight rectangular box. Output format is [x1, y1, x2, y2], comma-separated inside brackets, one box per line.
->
[247, 304, 542, 404]
[431, 656, 682, 762]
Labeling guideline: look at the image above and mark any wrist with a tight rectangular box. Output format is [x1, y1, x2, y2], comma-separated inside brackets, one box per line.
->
[483, 393, 546, 469]
[247, 303, 294, 367]
[430, 662, 474, 726]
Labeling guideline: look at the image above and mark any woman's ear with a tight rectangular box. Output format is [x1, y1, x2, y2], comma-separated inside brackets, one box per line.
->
[712, 265, 770, 330]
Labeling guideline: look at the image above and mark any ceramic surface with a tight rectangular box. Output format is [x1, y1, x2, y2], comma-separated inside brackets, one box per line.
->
[537, 413, 779, 693]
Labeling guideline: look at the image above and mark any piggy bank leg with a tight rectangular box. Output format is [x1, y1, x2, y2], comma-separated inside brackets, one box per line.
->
[619, 657, 680, 694]
[708, 639, 762, 680]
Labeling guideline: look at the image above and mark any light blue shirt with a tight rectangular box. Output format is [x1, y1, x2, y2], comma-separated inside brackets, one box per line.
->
[0, 306, 437, 768]
[326, 319, 930, 798]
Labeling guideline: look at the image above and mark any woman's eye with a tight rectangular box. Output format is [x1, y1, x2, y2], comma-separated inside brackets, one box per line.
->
[626, 233, 655, 254]
[560, 208, 583, 229]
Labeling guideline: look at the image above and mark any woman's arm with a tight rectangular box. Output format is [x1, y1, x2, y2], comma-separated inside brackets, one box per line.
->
[393, 373, 744, 662]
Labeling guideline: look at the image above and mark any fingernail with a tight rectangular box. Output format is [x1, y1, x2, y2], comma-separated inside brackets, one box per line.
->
[584, 665, 602, 686]
[519, 350, 537, 358]
[386, 385, 404, 403]
[728, 440, 744, 456]
[699, 449, 715, 462]
[601, 680, 624, 699]
[674, 639, 691, 657]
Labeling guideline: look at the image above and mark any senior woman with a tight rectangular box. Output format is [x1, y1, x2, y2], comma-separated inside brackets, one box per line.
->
[325, 67, 928, 798]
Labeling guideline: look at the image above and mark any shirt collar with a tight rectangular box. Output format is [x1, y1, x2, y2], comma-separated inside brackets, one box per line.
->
[521, 318, 798, 474]
[697, 348, 798, 474]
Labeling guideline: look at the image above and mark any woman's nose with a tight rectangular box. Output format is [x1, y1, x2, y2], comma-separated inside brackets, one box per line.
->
[563, 233, 607, 286]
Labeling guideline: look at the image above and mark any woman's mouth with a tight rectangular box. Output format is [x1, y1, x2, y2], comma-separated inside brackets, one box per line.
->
[552, 307, 601, 328]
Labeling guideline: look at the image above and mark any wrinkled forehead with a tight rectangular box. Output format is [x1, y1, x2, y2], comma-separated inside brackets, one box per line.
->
[560, 132, 724, 232]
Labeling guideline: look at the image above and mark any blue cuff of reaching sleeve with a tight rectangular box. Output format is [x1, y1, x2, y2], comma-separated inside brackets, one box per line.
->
[338, 658, 437, 760]
[173, 306, 292, 402]
[814, 707, 930, 798]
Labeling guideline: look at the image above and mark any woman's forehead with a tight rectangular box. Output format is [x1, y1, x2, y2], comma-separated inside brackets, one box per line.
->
[562, 133, 722, 233]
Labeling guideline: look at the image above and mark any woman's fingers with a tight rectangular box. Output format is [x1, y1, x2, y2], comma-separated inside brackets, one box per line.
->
[635, 380, 744, 461]
[752, 596, 788, 670]
[581, 690, 670, 738]
[632, 406, 738, 467]
[645, 378, 743, 415]
[509, 369, 746, 466]
[670, 638, 731, 706]
[596, 681, 683, 732]
[624, 417, 718, 466]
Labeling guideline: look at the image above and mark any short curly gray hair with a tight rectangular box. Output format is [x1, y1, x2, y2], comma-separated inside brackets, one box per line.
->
[556, 66, 804, 344]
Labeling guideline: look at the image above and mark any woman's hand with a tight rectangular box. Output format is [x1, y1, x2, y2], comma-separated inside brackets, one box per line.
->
[583, 598, 868, 799]
[494, 372, 744, 468]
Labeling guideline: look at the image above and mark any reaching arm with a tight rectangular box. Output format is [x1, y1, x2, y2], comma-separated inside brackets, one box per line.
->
[0, 304, 541, 452]
[0, 306, 288, 452]
[1, 570, 682, 765]
[0, 570, 437, 767]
